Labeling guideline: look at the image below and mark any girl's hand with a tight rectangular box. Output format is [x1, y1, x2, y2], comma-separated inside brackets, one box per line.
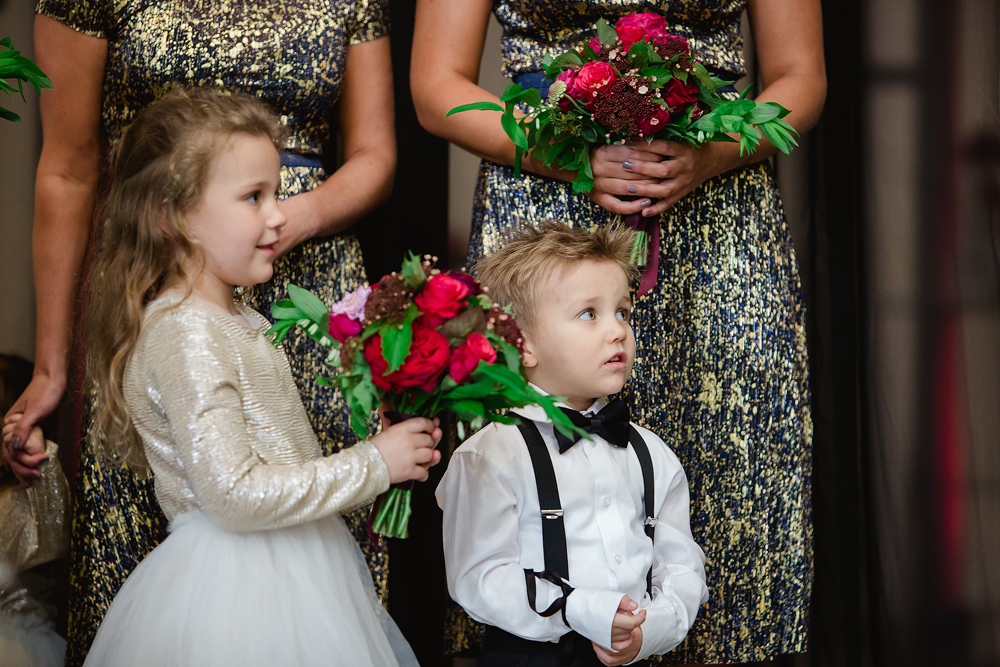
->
[2, 374, 63, 484]
[2, 415, 49, 487]
[371, 417, 443, 484]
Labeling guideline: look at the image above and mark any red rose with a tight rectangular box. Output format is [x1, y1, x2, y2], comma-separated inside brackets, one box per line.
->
[615, 13, 668, 47]
[328, 313, 363, 343]
[636, 105, 672, 137]
[556, 68, 587, 111]
[449, 271, 482, 297]
[587, 36, 602, 54]
[662, 78, 699, 111]
[575, 61, 618, 105]
[615, 23, 647, 52]
[415, 274, 469, 324]
[449, 333, 497, 384]
[364, 324, 451, 393]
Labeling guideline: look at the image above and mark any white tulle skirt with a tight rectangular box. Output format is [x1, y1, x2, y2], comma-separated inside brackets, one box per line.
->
[82, 510, 418, 667]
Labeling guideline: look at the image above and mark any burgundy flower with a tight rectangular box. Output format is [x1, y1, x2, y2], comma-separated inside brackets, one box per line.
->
[662, 77, 699, 112]
[448, 271, 483, 297]
[364, 324, 450, 393]
[328, 313, 363, 343]
[448, 333, 497, 384]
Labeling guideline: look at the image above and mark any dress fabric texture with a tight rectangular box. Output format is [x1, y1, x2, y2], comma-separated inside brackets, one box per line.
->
[80, 297, 415, 667]
[447, 0, 814, 663]
[33, 1, 388, 663]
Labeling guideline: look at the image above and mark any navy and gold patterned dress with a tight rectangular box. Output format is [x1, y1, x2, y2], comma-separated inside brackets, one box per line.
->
[35, 1, 388, 664]
[452, 1, 813, 663]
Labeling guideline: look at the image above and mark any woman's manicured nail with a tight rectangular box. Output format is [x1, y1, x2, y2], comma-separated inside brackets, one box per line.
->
[640, 199, 652, 207]
[11, 436, 22, 451]
[627, 185, 639, 194]
[622, 161, 633, 170]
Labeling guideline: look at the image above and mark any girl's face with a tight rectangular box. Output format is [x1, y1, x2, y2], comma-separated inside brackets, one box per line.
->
[186, 133, 285, 297]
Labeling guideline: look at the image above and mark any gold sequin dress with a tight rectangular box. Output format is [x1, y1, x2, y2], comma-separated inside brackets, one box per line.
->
[34, 1, 389, 663]
[80, 296, 417, 667]
[453, 1, 814, 662]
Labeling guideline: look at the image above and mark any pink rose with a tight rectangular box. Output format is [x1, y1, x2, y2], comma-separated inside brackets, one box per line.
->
[575, 61, 618, 105]
[615, 13, 668, 49]
[415, 274, 469, 327]
[328, 313, 363, 343]
[448, 333, 497, 384]
[556, 68, 586, 110]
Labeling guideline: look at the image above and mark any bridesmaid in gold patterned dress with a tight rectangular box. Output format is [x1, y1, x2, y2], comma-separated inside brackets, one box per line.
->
[7, 2, 396, 663]
[412, 0, 825, 663]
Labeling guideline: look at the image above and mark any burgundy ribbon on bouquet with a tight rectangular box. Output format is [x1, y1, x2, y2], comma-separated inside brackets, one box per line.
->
[624, 212, 660, 297]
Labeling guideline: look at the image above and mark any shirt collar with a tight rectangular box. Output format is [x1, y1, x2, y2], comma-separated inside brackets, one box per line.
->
[510, 384, 608, 423]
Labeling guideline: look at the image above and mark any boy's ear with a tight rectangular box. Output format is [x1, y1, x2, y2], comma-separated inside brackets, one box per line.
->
[520, 333, 538, 369]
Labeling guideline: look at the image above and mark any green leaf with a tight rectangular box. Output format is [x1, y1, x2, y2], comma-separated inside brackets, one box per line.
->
[0, 106, 21, 122]
[499, 83, 525, 102]
[400, 251, 427, 288]
[446, 101, 504, 117]
[381, 322, 413, 373]
[287, 284, 329, 324]
[501, 113, 529, 150]
[450, 399, 486, 417]
[271, 299, 306, 321]
[0, 37, 12, 49]
[745, 103, 781, 125]
[596, 19, 618, 48]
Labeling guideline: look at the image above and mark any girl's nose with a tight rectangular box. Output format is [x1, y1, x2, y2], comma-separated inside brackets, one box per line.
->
[269, 200, 287, 230]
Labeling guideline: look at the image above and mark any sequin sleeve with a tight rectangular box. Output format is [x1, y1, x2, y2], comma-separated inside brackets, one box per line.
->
[139, 308, 390, 533]
[35, 0, 113, 39]
[347, 0, 390, 45]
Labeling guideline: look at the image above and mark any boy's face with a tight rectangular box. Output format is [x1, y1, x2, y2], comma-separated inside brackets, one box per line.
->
[522, 259, 635, 412]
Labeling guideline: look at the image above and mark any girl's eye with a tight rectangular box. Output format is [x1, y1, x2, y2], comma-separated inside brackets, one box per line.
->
[246, 191, 260, 204]
[579, 310, 595, 321]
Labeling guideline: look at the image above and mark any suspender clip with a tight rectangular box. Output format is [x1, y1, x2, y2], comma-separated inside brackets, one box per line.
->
[644, 516, 658, 527]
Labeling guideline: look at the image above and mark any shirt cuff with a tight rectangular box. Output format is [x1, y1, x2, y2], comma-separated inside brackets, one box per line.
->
[563, 587, 626, 649]
[632, 600, 682, 661]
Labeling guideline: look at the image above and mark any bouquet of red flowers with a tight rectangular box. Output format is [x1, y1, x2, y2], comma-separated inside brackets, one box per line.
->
[447, 12, 798, 281]
[267, 253, 585, 538]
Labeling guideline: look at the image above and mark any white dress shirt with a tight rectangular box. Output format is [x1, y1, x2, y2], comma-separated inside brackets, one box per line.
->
[436, 396, 708, 661]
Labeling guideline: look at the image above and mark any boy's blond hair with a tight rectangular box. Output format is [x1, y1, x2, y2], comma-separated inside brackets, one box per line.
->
[474, 221, 638, 333]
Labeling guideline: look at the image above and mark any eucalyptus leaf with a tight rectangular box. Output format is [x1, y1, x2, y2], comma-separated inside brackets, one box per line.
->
[287, 284, 330, 324]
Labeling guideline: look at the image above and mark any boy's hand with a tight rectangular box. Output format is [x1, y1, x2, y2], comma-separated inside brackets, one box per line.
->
[1, 416, 48, 487]
[592, 595, 645, 666]
[593, 625, 643, 667]
[371, 417, 442, 484]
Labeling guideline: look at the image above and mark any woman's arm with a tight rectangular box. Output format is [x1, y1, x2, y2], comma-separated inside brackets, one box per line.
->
[410, 0, 564, 180]
[275, 35, 397, 254]
[3, 15, 107, 473]
[592, 0, 827, 216]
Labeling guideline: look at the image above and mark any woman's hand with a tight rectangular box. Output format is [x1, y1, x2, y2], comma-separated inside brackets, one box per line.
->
[588, 140, 741, 217]
[274, 191, 321, 256]
[2, 414, 50, 487]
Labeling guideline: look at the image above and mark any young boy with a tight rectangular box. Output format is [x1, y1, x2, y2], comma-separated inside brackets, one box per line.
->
[436, 222, 708, 667]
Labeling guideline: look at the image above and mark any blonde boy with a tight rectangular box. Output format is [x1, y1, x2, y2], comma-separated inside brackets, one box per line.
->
[436, 222, 708, 667]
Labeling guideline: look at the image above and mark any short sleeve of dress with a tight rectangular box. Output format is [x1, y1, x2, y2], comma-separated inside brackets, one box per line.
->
[347, 0, 390, 45]
[36, 0, 113, 39]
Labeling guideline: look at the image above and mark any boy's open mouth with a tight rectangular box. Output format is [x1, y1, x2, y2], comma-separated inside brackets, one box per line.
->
[606, 353, 626, 365]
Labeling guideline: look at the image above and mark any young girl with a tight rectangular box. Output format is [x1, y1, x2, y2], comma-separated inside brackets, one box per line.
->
[74, 88, 440, 667]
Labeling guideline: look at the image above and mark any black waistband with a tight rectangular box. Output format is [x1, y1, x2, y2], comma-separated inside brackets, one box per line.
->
[483, 627, 650, 666]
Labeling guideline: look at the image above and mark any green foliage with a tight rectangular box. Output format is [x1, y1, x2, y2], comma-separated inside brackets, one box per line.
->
[0, 37, 53, 123]
[400, 251, 427, 288]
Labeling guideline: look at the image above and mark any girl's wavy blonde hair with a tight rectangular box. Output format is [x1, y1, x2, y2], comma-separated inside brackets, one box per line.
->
[86, 87, 287, 468]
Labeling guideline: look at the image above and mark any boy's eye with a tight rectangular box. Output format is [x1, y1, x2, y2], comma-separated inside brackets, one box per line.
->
[579, 309, 595, 321]
[246, 191, 260, 204]
[616, 309, 630, 322]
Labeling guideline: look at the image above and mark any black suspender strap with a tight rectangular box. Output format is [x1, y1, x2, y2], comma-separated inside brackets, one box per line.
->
[628, 426, 656, 598]
[517, 420, 659, 622]
[517, 420, 573, 625]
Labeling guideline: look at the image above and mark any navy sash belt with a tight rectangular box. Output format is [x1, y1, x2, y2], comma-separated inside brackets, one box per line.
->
[280, 151, 324, 168]
[513, 65, 739, 99]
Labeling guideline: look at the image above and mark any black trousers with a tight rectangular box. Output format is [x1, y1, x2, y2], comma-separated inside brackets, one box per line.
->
[478, 626, 651, 667]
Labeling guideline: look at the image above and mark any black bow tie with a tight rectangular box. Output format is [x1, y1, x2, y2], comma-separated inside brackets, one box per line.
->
[554, 398, 630, 453]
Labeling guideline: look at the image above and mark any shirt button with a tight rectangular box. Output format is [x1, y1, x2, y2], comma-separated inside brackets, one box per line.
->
[604, 497, 611, 507]
[615, 554, 622, 564]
